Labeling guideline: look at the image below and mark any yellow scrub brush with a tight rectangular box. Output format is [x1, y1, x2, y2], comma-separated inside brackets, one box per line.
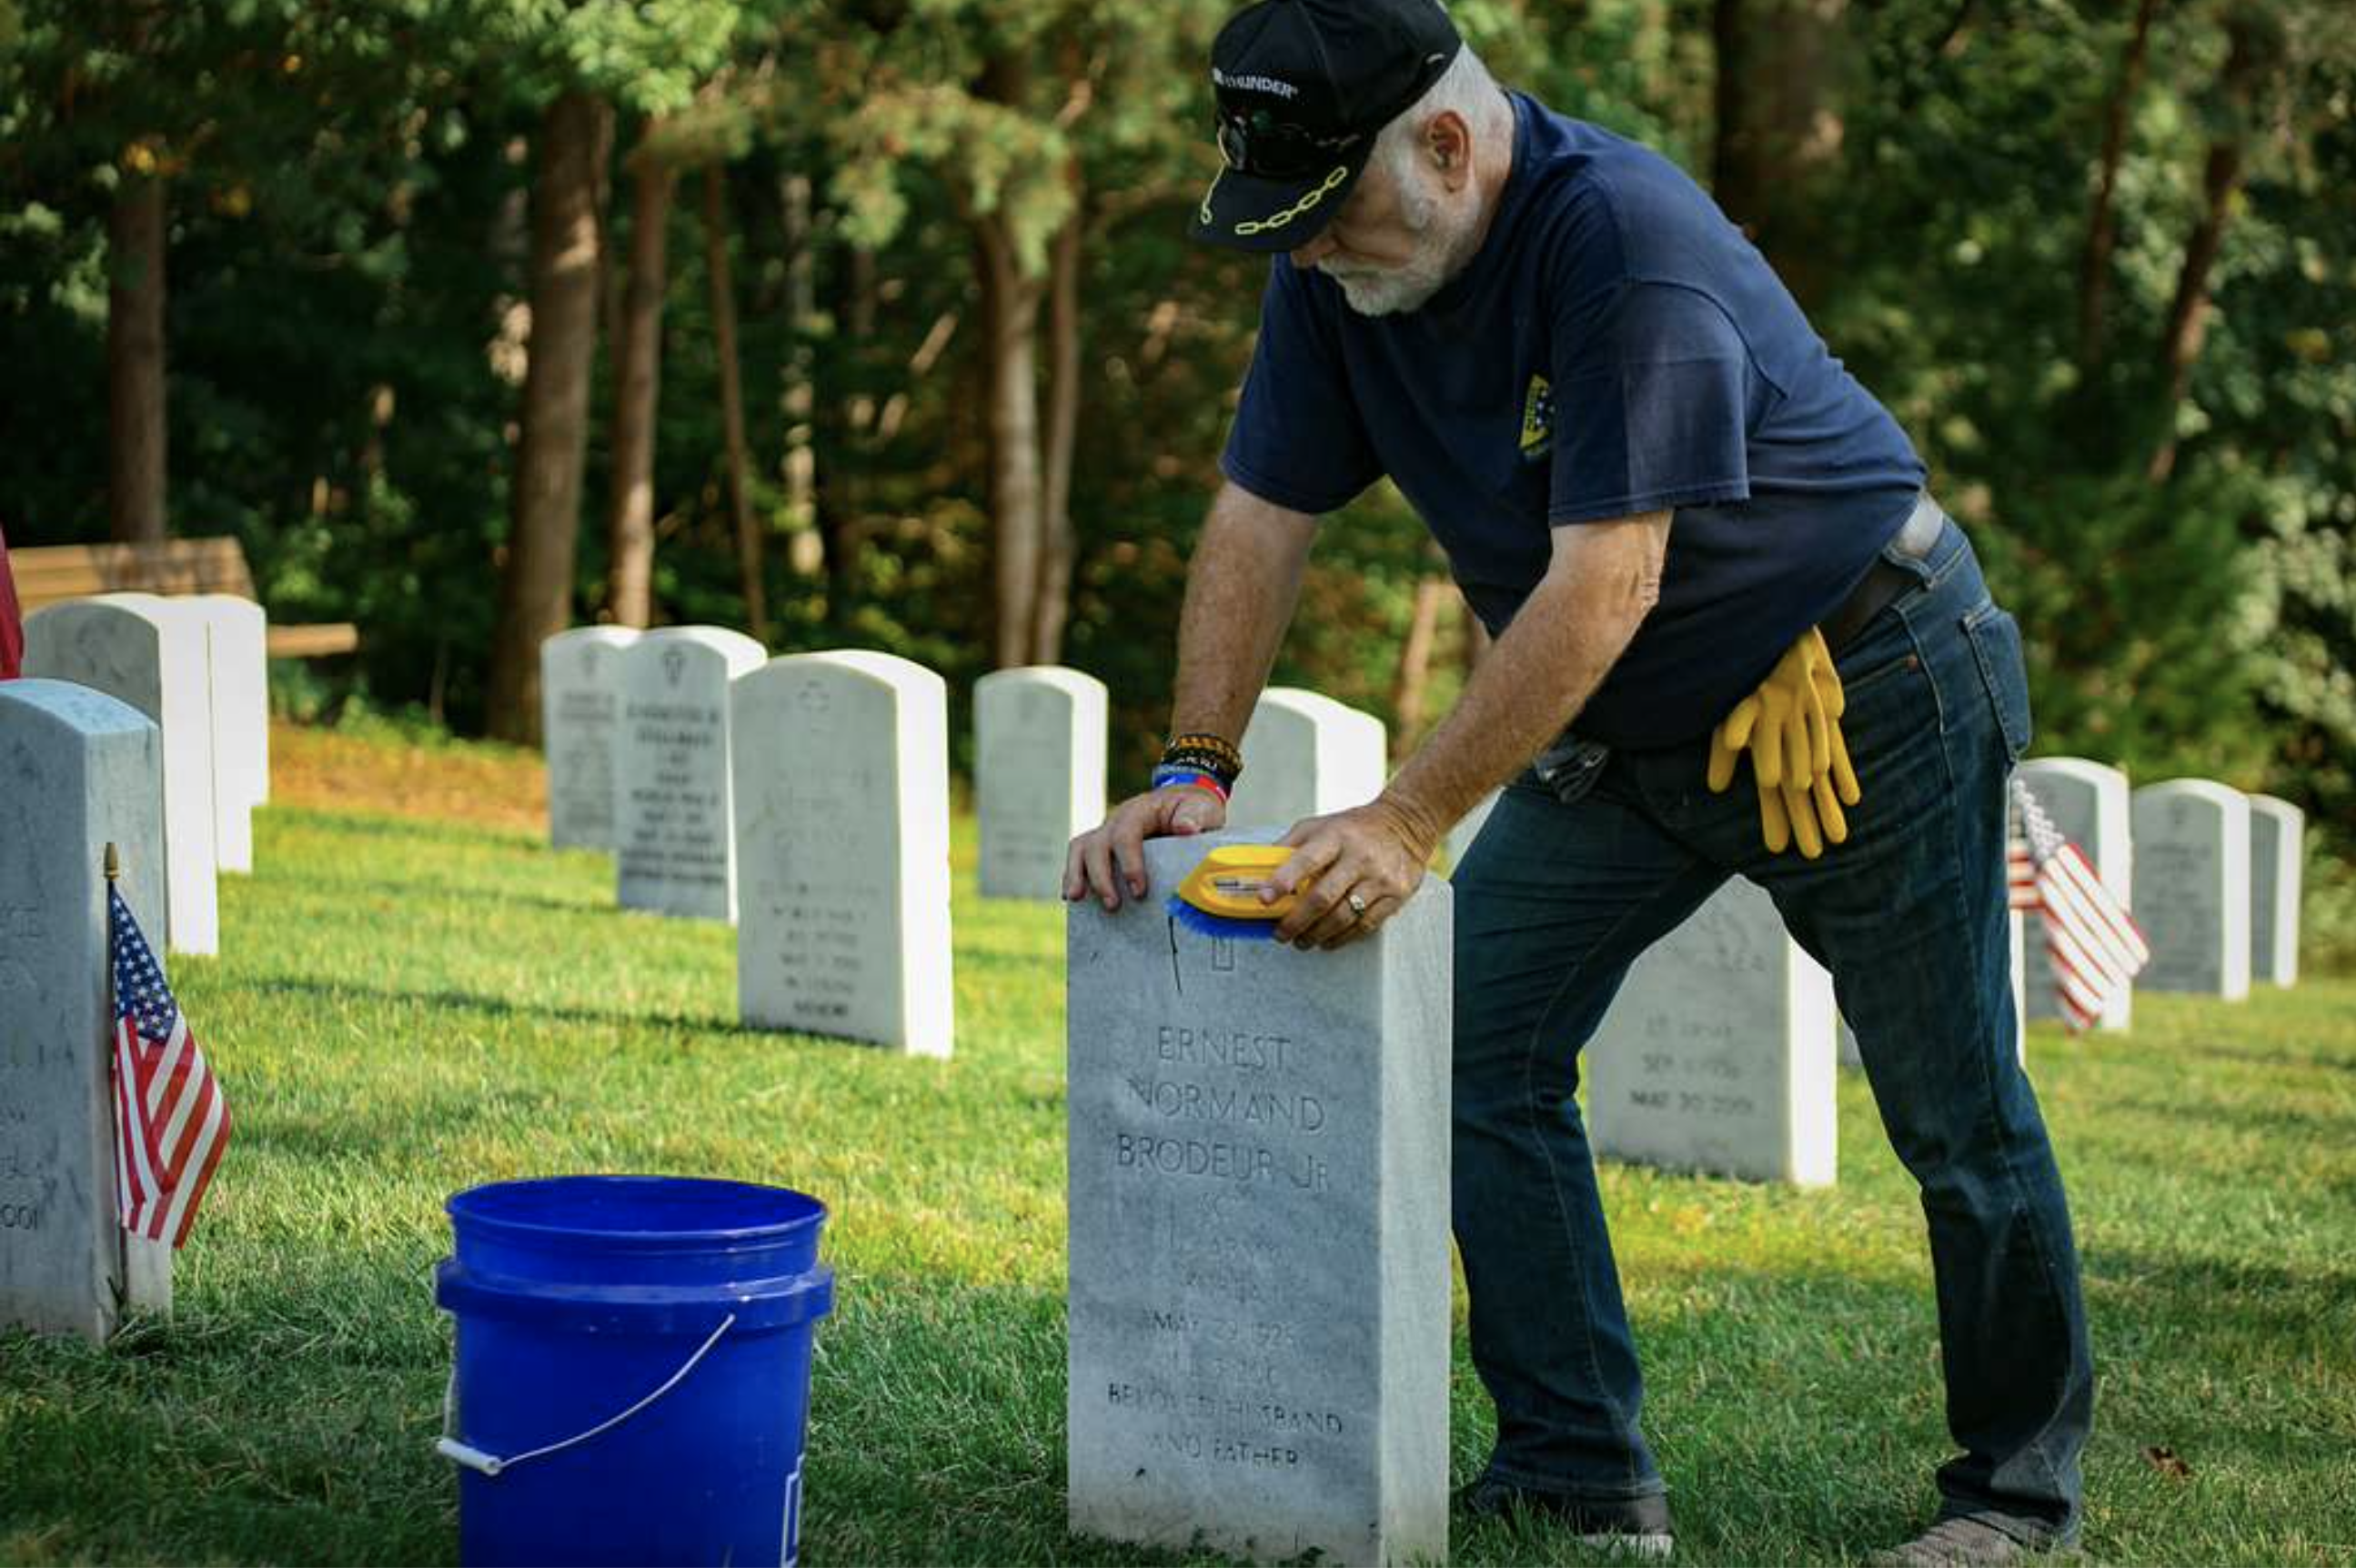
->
[1168, 844, 1304, 940]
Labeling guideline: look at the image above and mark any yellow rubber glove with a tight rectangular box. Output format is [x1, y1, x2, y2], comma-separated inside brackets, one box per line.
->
[1707, 627, 1863, 858]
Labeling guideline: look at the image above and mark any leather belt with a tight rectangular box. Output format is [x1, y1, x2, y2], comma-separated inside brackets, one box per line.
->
[1822, 492, 1945, 654]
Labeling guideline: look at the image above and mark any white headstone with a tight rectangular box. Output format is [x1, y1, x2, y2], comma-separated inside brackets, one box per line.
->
[24, 596, 220, 956]
[0, 680, 174, 1341]
[615, 628, 766, 920]
[1225, 689, 1386, 831]
[1445, 789, 1501, 875]
[1588, 877, 1837, 1186]
[1839, 910, 2025, 1069]
[190, 595, 268, 875]
[2129, 779, 2250, 1000]
[975, 666, 1106, 900]
[734, 651, 954, 1056]
[1067, 834, 1452, 1566]
[2248, 795, 2304, 987]
[541, 627, 642, 850]
[2016, 759, 2133, 1030]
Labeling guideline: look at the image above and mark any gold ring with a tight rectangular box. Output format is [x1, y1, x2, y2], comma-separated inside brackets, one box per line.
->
[1347, 892, 1369, 917]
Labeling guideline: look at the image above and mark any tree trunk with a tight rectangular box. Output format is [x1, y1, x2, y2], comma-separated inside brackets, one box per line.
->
[485, 89, 612, 744]
[702, 165, 767, 642]
[2149, 11, 2265, 483]
[2076, 0, 2161, 372]
[1710, 0, 1848, 310]
[779, 171, 821, 579]
[1030, 173, 1084, 665]
[1392, 568, 1451, 758]
[976, 207, 1046, 671]
[607, 147, 675, 629]
[107, 174, 167, 543]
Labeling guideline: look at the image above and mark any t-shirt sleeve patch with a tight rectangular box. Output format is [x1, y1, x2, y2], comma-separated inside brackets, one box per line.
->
[1548, 281, 1756, 525]
[1220, 263, 1383, 517]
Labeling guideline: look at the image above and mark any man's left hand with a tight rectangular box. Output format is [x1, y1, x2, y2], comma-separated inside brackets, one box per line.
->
[1263, 796, 1436, 950]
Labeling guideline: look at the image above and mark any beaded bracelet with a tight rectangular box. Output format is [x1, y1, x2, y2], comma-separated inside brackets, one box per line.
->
[1150, 765, 1230, 802]
[1164, 731, 1243, 774]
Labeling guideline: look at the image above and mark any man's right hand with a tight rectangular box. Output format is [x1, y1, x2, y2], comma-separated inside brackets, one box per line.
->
[1064, 787, 1230, 910]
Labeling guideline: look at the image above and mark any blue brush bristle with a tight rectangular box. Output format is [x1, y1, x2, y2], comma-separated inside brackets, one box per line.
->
[1165, 894, 1282, 940]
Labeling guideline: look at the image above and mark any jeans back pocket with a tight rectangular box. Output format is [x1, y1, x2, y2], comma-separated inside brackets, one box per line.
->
[1962, 600, 2034, 762]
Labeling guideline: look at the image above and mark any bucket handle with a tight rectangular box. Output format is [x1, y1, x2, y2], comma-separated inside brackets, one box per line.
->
[437, 1312, 738, 1478]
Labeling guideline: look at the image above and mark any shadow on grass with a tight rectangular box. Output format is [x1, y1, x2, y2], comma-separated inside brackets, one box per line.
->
[236, 974, 731, 1037]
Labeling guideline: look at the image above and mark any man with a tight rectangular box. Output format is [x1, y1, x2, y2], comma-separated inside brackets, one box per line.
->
[0, 518, 21, 680]
[1065, 1, 2093, 1563]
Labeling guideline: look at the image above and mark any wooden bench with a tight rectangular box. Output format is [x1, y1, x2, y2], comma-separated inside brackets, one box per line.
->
[10, 538, 360, 658]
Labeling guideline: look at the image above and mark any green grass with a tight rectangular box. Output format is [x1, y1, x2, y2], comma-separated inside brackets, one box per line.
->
[4, 741, 2353, 1566]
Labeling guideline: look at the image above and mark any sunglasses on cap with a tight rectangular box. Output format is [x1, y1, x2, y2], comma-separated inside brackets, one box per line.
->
[1217, 109, 1364, 180]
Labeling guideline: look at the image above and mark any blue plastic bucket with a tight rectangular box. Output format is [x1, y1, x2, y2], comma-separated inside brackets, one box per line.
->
[434, 1176, 834, 1567]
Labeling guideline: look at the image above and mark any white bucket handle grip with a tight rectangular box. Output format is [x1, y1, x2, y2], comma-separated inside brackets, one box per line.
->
[437, 1312, 738, 1478]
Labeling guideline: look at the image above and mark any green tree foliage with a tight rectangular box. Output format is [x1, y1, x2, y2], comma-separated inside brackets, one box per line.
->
[0, 0, 2347, 917]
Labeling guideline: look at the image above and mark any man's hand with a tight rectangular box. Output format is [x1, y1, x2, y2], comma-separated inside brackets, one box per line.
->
[1064, 787, 1229, 910]
[1262, 796, 1438, 950]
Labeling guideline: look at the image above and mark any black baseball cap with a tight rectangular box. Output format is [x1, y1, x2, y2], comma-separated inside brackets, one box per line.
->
[1191, 0, 1463, 254]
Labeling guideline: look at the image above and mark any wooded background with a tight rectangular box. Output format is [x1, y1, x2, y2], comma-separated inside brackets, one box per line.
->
[2, 0, 2348, 863]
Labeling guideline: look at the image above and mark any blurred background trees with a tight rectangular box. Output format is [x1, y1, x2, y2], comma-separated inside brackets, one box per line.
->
[1, 0, 2348, 887]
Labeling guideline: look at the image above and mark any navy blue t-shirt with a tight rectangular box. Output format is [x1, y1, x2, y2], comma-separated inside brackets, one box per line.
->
[1220, 94, 1927, 748]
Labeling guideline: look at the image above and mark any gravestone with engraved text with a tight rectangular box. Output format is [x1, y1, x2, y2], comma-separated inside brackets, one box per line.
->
[975, 666, 1106, 900]
[23, 596, 219, 955]
[733, 651, 954, 1055]
[2130, 779, 2250, 1000]
[1224, 689, 1386, 832]
[616, 628, 766, 920]
[1588, 877, 1837, 1185]
[542, 627, 642, 850]
[2247, 794, 2304, 988]
[1067, 834, 1451, 1566]
[0, 680, 174, 1341]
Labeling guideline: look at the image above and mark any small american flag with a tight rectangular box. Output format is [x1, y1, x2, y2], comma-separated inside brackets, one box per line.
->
[2008, 777, 2150, 1032]
[110, 883, 230, 1248]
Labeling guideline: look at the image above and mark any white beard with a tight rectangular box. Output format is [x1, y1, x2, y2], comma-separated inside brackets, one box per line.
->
[1317, 171, 1481, 317]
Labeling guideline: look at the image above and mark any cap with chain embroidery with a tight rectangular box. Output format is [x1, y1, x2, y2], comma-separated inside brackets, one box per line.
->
[1191, 0, 1463, 254]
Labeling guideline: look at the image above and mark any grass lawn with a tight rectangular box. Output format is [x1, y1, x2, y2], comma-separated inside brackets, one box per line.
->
[4, 721, 2351, 1566]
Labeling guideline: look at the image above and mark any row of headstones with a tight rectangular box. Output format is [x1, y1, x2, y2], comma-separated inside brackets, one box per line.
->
[15, 594, 274, 957]
[1583, 760, 2310, 1191]
[540, 625, 1405, 1056]
[2017, 759, 2305, 1006]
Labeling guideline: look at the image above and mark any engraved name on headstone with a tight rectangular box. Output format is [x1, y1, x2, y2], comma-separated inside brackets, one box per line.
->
[615, 628, 766, 920]
[192, 595, 268, 875]
[0, 680, 174, 1341]
[734, 651, 954, 1056]
[24, 595, 219, 955]
[2017, 759, 2134, 1030]
[2247, 794, 2304, 988]
[1588, 877, 1837, 1186]
[2129, 779, 2250, 1000]
[541, 627, 642, 850]
[975, 666, 1106, 901]
[1067, 835, 1451, 1566]
[1224, 689, 1386, 832]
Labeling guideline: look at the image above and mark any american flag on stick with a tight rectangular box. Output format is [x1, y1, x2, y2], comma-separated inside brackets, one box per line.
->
[2007, 777, 2150, 1032]
[109, 856, 231, 1248]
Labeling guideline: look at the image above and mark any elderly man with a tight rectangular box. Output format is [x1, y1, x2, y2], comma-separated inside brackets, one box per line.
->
[1066, 0, 2092, 1562]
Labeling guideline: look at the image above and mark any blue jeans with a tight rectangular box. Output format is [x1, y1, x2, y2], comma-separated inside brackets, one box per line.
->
[1452, 515, 2093, 1540]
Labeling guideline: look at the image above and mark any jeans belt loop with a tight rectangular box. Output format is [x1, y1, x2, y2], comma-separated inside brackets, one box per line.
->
[1824, 492, 1943, 654]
